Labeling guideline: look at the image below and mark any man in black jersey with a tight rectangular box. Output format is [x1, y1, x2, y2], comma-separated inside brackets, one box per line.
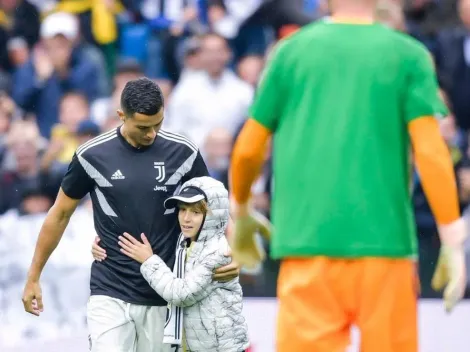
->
[22, 78, 240, 351]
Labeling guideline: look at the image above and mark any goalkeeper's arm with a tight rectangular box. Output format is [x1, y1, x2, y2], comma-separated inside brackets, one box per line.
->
[409, 116, 462, 230]
[228, 118, 272, 268]
[230, 118, 272, 207]
[409, 116, 467, 312]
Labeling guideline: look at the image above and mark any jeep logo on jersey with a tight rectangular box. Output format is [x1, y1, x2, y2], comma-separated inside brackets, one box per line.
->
[154, 162, 166, 183]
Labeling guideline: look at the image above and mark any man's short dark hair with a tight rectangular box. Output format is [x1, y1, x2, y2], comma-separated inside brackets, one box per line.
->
[121, 78, 164, 117]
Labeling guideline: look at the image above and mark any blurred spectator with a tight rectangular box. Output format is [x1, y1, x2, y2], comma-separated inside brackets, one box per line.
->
[202, 127, 232, 188]
[178, 36, 203, 83]
[7, 36, 29, 68]
[0, 92, 15, 165]
[405, 0, 459, 38]
[210, 0, 315, 44]
[76, 119, 100, 144]
[166, 33, 253, 147]
[53, 0, 127, 79]
[208, 1, 271, 62]
[237, 54, 264, 87]
[376, 0, 407, 32]
[434, 0, 470, 131]
[142, 0, 207, 86]
[40, 92, 90, 179]
[18, 186, 54, 215]
[12, 12, 101, 138]
[459, 154, 470, 204]
[0, 0, 40, 72]
[25, 0, 55, 13]
[0, 121, 55, 214]
[58, 92, 90, 136]
[102, 114, 122, 132]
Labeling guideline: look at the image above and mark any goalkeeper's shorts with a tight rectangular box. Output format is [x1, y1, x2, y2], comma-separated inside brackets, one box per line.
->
[276, 257, 419, 352]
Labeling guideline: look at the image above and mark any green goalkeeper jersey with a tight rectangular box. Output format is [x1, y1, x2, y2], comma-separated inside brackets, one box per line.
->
[250, 20, 446, 259]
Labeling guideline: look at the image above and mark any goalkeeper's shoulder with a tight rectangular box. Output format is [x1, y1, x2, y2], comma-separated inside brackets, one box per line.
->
[385, 28, 434, 59]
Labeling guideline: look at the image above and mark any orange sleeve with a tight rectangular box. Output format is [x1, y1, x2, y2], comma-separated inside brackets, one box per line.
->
[408, 117, 460, 225]
[230, 119, 272, 204]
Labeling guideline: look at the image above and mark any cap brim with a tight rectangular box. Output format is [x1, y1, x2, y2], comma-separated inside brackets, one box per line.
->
[164, 194, 205, 209]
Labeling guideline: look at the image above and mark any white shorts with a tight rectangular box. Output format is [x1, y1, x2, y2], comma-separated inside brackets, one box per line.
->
[87, 295, 173, 352]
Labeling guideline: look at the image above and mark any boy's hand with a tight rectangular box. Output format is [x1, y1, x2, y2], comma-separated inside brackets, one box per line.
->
[91, 236, 107, 261]
[118, 233, 153, 264]
[213, 248, 240, 282]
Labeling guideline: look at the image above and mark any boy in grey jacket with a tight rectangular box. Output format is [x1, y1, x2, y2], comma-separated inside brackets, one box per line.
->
[115, 176, 249, 352]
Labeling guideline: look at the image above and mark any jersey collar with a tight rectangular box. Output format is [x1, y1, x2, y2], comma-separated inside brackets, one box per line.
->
[325, 16, 375, 25]
[117, 126, 154, 153]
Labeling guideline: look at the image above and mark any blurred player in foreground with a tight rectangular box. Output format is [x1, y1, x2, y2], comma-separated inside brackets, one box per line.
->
[229, 0, 468, 351]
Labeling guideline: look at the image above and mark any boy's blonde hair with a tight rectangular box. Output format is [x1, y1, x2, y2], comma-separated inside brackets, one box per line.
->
[178, 199, 210, 214]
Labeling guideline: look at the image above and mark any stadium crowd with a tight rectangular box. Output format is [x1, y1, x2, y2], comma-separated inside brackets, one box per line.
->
[1, 0, 470, 348]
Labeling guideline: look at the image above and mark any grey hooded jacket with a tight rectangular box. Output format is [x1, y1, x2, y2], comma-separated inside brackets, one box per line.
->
[140, 176, 249, 352]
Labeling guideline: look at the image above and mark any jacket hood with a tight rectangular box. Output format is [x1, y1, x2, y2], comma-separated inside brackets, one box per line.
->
[176, 176, 229, 242]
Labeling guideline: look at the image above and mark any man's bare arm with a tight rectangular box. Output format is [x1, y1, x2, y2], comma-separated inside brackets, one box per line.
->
[23, 188, 81, 315]
[27, 188, 81, 281]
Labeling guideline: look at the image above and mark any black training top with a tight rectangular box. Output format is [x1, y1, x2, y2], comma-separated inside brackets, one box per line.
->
[61, 127, 209, 305]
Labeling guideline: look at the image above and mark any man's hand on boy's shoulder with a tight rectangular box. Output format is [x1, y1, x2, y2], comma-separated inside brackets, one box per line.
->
[212, 249, 240, 282]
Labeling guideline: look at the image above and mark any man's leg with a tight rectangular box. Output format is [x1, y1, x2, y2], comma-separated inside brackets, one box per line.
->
[87, 295, 137, 352]
[276, 257, 353, 352]
[356, 258, 418, 352]
[132, 305, 173, 352]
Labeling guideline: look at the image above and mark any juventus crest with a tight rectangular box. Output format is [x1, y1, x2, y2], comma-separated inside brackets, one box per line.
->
[154, 162, 166, 183]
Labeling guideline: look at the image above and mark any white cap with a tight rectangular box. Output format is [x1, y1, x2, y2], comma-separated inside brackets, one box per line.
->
[164, 186, 207, 209]
[40, 12, 79, 41]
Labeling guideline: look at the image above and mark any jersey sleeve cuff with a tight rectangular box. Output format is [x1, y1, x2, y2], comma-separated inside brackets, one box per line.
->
[60, 186, 85, 200]
[438, 218, 468, 247]
[249, 115, 275, 132]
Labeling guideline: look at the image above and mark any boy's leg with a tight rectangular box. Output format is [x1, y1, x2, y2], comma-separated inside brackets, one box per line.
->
[132, 305, 173, 352]
[276, 257, 353, 352]
[87, 295, 137, 352]
[356, 258, 418, 352]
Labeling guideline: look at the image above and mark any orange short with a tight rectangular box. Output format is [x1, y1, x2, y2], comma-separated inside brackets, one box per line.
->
[276, 257, 419, 352]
